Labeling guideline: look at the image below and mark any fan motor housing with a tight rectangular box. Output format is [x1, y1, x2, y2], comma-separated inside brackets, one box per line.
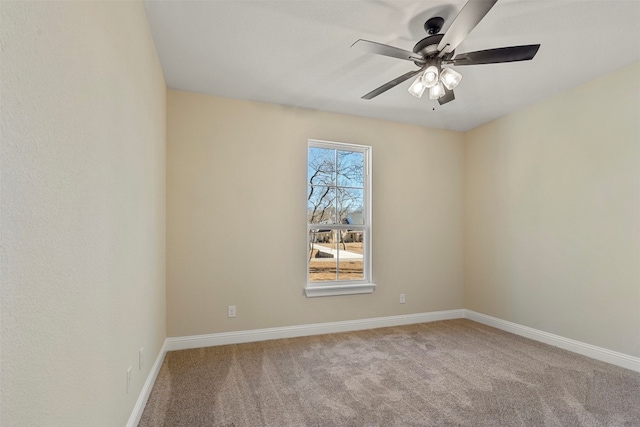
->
[413, 34, 445, 66]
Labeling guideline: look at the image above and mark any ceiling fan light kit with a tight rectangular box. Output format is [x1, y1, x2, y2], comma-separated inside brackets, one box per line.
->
[409, 65, 462, 100]
[440, 68, 463, 90]
[429, 82, 446, 100]
[423, 66, 439, 88]
[352, 0, 540, 106]
[408, 76, 427, 98]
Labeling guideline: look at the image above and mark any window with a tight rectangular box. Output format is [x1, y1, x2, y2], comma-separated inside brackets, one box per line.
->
[305, 140, 375, 297]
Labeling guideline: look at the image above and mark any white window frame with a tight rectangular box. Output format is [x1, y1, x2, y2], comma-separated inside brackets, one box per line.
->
[305, 139, 375, 297]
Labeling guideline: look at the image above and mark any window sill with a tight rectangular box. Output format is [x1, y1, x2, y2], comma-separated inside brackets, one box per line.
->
[304, 283, 376, 298]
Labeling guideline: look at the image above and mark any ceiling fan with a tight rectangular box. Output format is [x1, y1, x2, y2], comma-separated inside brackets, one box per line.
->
[352, 0, 540, 105]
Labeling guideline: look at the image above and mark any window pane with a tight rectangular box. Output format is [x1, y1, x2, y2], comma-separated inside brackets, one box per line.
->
[337, 232, 364, 281]
[337, 150, 364, 188]
[308, 147, 335, 186]
[336, 188, 364, 225]
[308, 186, 335, 224]
[308, 235, 337, 282]
[307, 141, 370, 290]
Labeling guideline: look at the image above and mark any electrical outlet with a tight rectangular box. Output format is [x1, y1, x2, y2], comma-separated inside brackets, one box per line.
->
[126, 366, 132, 394]
[228, 305, 236, 318]
[139, 348, 144, 370]
[400, 293, 406, 304]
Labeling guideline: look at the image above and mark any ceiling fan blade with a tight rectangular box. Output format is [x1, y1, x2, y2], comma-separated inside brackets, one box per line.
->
[438, 88, 455, 105]
[361, 69, 423, 100]
[352, 39, 426, 63]
[449, 44, 540, 65]
[437, 0, 498, 55]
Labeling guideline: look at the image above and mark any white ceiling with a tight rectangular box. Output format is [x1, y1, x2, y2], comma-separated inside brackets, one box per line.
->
[144, 0, 640, 132]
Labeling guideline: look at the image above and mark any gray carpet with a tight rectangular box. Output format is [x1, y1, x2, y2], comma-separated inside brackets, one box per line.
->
[139, 319, 640, 426]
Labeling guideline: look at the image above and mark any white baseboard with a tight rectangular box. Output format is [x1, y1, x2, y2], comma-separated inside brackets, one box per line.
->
[165, 309, 465, 351]
[464, 310, 640, 373]
[128, 309, 640, 424]
[126, 341, 167, 427]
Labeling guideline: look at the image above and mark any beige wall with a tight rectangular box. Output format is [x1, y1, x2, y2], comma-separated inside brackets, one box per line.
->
[167, 90, 465, 337]
[464, 61, 640, 357]
[2, 2, 636, 422]
[1, 2, 166, 426]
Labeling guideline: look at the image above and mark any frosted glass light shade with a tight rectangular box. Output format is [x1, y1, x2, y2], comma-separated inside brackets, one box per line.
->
[440, 68, 462, 90]
[429, 82, 445, 100]
[408, 75, 426, 98]
[422, 66, 439, 88]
